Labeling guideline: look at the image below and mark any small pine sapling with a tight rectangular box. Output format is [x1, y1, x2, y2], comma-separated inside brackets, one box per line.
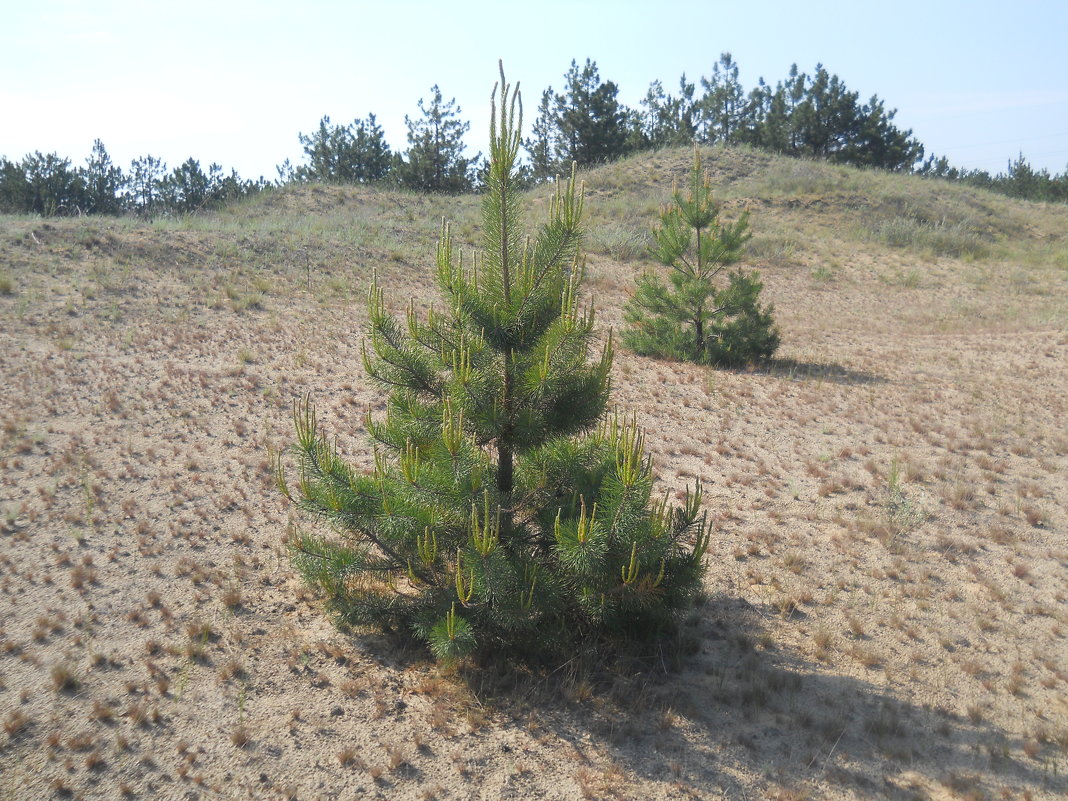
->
[622, 148, 779, 366]
[278, 64, 710, 665]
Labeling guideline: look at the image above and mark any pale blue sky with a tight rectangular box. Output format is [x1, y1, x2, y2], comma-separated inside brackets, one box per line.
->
[2, 0, 1066, 180]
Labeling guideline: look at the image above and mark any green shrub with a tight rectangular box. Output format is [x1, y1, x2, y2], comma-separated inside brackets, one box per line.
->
[278, 66, 709, 665]
[622, 148, 779, 367]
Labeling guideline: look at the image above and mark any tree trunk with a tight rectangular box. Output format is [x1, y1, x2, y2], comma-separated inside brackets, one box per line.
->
[497, 355, 515, 538]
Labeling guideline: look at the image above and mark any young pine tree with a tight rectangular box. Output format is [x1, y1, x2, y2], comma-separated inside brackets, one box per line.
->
[622, 148, 779, 367]
[278, 65, 710, 664]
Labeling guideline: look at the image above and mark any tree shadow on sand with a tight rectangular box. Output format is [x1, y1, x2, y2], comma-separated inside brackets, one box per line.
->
[456, 594, 1062, 800]
[739, 357, 887, 386]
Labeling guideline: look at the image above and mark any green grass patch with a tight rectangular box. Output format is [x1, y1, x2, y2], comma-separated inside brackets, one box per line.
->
[870, 216, 991, 259]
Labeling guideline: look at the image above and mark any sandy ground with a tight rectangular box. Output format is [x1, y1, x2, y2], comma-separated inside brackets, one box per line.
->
[1, 172, 1067, 801]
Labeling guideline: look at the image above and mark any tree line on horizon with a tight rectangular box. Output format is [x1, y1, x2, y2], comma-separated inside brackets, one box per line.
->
[0, 141, 268, 218]
[2, 53, 1066, 217]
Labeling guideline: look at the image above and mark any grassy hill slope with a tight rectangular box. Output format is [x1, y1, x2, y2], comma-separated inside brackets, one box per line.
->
[1, 146, 1066, 801]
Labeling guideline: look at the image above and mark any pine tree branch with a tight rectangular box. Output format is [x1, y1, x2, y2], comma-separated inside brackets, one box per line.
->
[668, 253, 696, 276]
[512, 229, 580, 326]
[290, 542, 399, 574]
[334, 517, 435, 585]
[368, 350, 441, 398]
[408, 321, 456, 360]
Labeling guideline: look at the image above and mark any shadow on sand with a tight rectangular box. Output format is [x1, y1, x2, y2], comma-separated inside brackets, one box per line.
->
[738, 357, 888, 386]
[447, 594, 1061, 800]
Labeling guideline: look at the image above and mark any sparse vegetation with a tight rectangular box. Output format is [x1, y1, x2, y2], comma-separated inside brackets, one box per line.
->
[880, 457, 926, 547]
[49, 661, 80, 693]
[872, 215, 990, 259]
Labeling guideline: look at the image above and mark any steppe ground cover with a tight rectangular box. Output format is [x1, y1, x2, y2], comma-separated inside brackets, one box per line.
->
[1, 146, 1066, 800]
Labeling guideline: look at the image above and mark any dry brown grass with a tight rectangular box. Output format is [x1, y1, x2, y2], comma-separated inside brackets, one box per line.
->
[1, 146, 1066, 800]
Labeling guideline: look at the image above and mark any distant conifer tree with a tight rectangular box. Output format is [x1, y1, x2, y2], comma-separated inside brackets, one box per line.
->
[698, 53, 746, 144]
[526, 59, 634, 180]
[641, 76, 699, 149]
[295, 114, 392, 184]
[279, 65, 710, 664]
[82, 140, 125, 215]
[623, 148, 779, 367]
[162, 158, 211, 213]
[127, 155, 167, 216]
[3, 152, 86, 216]
[396, 86, 477, 194]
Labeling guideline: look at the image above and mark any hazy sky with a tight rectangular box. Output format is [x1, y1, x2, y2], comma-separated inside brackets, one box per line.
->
[3, 0, 1066, 181]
